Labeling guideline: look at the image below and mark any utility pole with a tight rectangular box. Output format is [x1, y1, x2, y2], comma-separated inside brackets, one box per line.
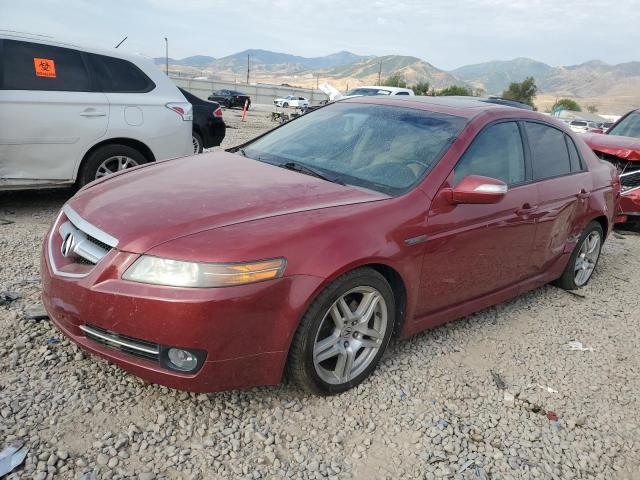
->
[246, 54, 250, 84]
[164, 37, 168, 76]
[377, 60, 382, 85]
[316, 74, 319, 90]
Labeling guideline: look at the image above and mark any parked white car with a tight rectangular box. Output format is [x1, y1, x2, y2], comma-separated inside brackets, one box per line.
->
[342, 86, 415, 99]
[0, 31, 193, 190]
[569, 120, 600, 133]
[273, 95, 309, 108]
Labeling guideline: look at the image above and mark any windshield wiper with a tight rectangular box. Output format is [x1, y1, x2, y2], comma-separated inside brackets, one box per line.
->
[279, 162, 345, 185]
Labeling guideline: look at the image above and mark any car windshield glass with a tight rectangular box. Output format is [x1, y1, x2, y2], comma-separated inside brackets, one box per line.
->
[346, 88, 392, 96]
[242, 103, 466, 195]
[608, 112, 640, 138]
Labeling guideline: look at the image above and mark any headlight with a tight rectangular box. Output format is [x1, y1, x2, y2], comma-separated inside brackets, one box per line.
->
[122, 256, 286, 288]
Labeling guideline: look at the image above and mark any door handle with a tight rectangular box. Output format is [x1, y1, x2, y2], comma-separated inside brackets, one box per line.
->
[80, 110, 106, 117]
[576, 189, 591, 200]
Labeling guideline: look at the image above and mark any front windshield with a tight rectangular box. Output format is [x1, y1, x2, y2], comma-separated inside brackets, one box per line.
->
[608, 111, 640, 138]
[242, 102, 466, 195]
[346, 88, 392, 96]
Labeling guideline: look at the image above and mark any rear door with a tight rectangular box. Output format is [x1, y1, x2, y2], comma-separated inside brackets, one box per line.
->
[417, 121, 539, 315]
[524, 121, 592, 271]
[0, 39, 108, 184]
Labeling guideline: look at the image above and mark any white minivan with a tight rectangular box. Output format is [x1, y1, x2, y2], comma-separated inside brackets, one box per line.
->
[0, 32, 193, 190]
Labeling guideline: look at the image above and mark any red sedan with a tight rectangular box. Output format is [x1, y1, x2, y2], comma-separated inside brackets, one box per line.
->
[582, 108, 640, 225]
[42, 97, 618, 395]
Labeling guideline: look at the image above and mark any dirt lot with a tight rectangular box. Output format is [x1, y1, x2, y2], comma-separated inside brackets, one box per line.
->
[1, 108, 640, 479]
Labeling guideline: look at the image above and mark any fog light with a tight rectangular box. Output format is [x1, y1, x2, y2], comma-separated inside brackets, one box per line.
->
[167, 348, 198, 371]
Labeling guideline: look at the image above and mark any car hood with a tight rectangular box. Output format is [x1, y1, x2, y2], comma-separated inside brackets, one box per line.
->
[67, 152, 387, 253]
[581, 133, 640, 161]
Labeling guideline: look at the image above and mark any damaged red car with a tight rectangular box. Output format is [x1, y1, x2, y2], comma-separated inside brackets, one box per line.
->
[42, 97, 618, 395]
[582, 108, 640, 225]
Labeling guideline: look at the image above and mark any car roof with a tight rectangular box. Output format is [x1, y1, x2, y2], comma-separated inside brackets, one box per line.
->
[0, 30, 152, 64]
[341, 95, 544, 119]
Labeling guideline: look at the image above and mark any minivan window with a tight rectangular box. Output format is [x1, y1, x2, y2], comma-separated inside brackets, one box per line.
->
[87, 54, 154, 93]
[454, 122, 525, 186]
[2, 39, 91, 92]
[526, 122, 572, 180]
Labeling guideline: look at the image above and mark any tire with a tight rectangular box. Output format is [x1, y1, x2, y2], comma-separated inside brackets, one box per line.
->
[283, 102, 289, 108]
[553, 221, 604, 290]
[78, 144, 148, 187]
[192, 132, 203, 154]
[225, 100, 232, 109]
[286, 268, 395, 395]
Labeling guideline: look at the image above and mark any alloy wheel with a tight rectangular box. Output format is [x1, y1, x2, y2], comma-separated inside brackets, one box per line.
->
[574, 231, 601, 286]
[313, 286, 388, 385]
[192, 135, 201, 154]
[95, 156, 139, 179]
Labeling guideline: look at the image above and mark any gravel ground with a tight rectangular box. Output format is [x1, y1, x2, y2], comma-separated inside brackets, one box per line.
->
[1, 112, 640, 479]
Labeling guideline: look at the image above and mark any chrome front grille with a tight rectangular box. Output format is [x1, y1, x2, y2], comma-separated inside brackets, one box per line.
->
[80, 324, 159, 362]
[48, 205, 119, 278]
[620, 169, 640, 194]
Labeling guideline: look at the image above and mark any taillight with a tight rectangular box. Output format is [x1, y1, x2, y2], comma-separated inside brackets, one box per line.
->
[213, 107, 223, 118]
[166, 102, 193, 121]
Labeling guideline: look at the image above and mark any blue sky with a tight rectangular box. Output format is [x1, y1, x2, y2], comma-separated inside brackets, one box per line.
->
[1, 0, 638, 70]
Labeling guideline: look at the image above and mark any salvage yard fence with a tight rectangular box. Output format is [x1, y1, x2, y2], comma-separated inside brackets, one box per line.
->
[170, 76, 329, 106]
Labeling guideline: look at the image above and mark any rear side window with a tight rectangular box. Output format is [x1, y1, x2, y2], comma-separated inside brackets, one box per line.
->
[565, 136, 583, 171]
[454, 121, 525, 186]
[395, 91, 410, 95]
[87, 54, 154, 93]
[526, 122, 572, 180]
[2, 39, 90, 91]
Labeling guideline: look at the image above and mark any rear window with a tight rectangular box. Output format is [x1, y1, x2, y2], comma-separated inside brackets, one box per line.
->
[1, 39, 91, 92]
[87, 53, 154, 93]
[526, 122, 572, 180]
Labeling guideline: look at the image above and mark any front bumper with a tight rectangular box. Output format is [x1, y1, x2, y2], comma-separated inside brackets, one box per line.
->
[41, 235, 323, 392]
[619, 189, 640, 218]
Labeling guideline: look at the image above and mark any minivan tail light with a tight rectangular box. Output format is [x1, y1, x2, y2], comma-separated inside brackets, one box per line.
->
[166, 102, 193, 121]
[213, 106, 223, 118]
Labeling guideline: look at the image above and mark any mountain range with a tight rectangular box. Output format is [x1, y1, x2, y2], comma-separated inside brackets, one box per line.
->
[155, 50, 640, 113]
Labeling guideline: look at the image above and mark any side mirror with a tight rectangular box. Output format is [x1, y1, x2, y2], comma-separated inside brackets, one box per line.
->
[446, 175, 508, 205]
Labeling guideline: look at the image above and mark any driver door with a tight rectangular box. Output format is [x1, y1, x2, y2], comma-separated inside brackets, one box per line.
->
[416, 121, 539, 315]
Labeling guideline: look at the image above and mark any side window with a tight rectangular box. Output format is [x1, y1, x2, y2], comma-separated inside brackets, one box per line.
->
[395, 91, 410, 95]
[2, 39, 90, 92]
[454, 122, 525, 186]
[87, 54, 154, 93]
[565, 136, 583, 172]
[526, 122, 572, 180]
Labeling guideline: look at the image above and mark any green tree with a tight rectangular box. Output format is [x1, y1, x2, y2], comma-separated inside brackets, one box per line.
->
[501, 77, 537, 108]
[412, 81, 430, 96]
[436, 85, 473, 96]
[552, 98, 582, 112]
[587, 104, 598, 113]
[382, 74, 407, 88]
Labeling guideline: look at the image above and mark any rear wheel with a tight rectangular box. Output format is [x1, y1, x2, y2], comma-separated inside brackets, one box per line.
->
[192, 132, 203, 154]
[554, 221, 604, 290]
[286, 268, 395, 395]
[78, 144, 148, 187]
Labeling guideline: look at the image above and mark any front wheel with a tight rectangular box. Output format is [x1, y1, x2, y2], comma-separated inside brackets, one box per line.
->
[283, 102, 289, 108]
[554, 221, 604, 290]
[286, 268, 395, 395]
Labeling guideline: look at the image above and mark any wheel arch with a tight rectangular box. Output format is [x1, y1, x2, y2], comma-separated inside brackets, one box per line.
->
[590, 214, 609, 239]
[77, 137, 155, 181]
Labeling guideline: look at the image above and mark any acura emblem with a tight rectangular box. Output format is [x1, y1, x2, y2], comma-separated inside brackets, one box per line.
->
[61, 233, 75, 257]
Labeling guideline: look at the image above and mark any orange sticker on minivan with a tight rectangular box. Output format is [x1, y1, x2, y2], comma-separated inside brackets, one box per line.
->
[34, 58, 57, 78]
